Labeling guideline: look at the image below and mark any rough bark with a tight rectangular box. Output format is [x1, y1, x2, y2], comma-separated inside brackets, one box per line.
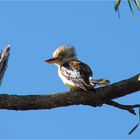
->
[0, 46, 10, 84]
[0, 74, 140, 114]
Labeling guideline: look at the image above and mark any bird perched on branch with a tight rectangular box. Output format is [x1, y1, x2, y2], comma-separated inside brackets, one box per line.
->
[45, 45, 110, 91]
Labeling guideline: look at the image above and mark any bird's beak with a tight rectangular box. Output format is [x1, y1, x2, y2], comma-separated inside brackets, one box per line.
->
[44, 57, 61, 64]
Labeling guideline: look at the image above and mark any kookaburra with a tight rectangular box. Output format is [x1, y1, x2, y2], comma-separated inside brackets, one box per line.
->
[45, 45, 110, 91]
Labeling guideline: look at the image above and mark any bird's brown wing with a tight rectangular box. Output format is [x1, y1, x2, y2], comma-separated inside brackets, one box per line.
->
[69, 60, 93, 85]
[60, 60, 93, 91]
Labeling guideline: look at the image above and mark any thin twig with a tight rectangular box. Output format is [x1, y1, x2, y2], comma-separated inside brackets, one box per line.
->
[106, 100, 140, 115]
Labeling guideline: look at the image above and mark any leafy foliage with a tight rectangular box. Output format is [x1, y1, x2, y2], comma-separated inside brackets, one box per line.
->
[128, 108, 140, 135]
[114, 0, 140, 13]
[114, 0, 121, 11]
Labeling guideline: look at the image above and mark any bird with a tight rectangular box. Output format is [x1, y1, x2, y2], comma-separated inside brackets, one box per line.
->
[45, 45, 110, 91]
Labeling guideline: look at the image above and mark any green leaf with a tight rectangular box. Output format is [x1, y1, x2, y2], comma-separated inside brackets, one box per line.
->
[114, 0, 121, 11]
[128, 123, 139, 135]
[128, 0, 134, 14]
[134, 0, 140, 11]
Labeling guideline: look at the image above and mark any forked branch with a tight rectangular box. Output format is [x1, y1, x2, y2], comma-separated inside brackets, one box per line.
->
[106, 101, 140, 115]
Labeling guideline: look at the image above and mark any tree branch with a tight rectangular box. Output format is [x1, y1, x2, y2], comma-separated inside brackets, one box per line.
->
[0, 74, 140, 113]
[0, 45, 10, 84]
[106, 100, 140, 115]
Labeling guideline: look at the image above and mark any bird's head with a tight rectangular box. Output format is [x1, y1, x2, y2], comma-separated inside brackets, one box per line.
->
[45, 45, 77, 65]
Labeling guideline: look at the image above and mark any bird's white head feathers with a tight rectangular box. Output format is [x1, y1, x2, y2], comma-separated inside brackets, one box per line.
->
[45, 45, 77, 65]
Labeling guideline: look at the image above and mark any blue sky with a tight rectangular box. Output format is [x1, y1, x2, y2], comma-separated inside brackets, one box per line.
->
[0, 1, 140, 139]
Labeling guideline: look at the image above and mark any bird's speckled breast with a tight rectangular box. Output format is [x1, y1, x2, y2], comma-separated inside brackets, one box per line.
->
[58, 64, 80, 89]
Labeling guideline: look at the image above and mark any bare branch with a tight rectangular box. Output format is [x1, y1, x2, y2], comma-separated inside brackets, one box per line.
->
[0, 74, 140, 112]
[0, 45, 10, 85]
[106, 100, 140, 115]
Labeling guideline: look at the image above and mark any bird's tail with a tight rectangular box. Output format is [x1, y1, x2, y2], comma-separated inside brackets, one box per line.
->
[90, 79, 110, 86]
